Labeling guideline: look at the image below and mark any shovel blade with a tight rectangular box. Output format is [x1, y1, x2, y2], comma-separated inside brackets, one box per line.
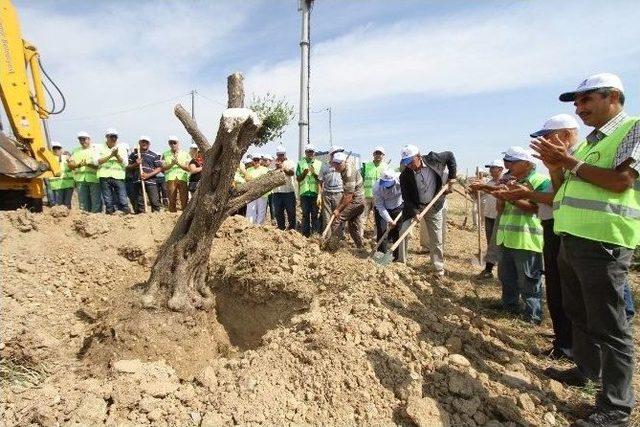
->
[372, 251, 394, 266]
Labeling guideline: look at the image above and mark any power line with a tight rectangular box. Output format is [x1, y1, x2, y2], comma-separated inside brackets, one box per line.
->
[56, 92, 191, 122]
[194, 91, 226, 107]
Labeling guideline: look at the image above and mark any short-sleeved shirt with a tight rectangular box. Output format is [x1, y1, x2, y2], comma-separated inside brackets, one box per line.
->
[340, 163, 364, 200]
[319, 163, 343, 193]
[273, 159, 296, 194]
[586, 110, 640, 173]
[128, 149, 162, 184]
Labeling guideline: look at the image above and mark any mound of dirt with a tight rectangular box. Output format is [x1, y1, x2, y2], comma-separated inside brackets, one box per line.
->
[1, 207, 613, 425]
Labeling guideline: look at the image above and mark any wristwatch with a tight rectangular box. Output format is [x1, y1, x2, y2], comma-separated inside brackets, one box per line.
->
[570, 160, 584, 176]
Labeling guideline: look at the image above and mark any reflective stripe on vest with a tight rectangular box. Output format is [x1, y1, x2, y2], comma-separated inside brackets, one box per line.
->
[553, 117, 640, 248]
[162, 150, 190, 182]
[496, 171, 546, 253]
[297, 158, 322, 195]
[363, 161, 385, 198]
[70, 147, 98, 183]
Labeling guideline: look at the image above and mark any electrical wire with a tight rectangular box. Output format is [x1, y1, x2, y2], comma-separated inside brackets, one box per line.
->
[32, 57, 66, 115]
[194, 91, 226, 107]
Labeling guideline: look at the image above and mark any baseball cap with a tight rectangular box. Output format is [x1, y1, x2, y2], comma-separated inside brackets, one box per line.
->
[276, 145, 286, 154]
[77, 131, 90, 139]
[105, 128, 118, 137]
[304, 143, 316, 152]
[251, 153, 261, 159]
[400, 144, 419, 166]
[380, 169, 399, 188]
[262, 154, 273, 161]
[139, 135, 151, 143]
[329, 145, 344, 155]
[502, 146, 536, 163]
[373, 146, 385, 155]
[559, 73, 624, 102]
[530, 114, 580, 138]
[332, 151, 348, 164]
[190, 143, 198, 149]
[484, 159, 504, 168]
[51, 141, 62, 148]
[168, 135, 179, 142]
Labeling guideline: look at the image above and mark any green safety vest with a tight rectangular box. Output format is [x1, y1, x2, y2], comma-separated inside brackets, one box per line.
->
[50, 157, 75, 190]
[296, 158, 322, 196]
[554, 116, 640, 249]
[362, 161, 385, 198]
[97, 144, 126, 180]
[496, 171, 547, 253]
[245, 165, 269, 198]
[234, 168, 246, 186]
[162, 150, 191, 182]
[70, 146, 99, 183]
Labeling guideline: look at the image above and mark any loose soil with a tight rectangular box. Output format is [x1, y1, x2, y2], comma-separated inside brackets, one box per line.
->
[1, 195, 638, 426]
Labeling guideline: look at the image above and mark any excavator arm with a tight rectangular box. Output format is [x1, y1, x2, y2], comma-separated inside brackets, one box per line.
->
[0, 0, 60, 210]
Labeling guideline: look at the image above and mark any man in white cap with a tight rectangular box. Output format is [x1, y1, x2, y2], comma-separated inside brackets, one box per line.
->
[96, 128, 130, 214]
[68, 131, 102, 213]
[361, 146, 387, 233]
[319, 145, 344, 231]
[329, 151, 365, 248]
[397, 144, 457, 277]
[162, 136, 190, 212]
[531, 73, 639, 426]
[373, 169, 404, 260]
[126, 136, 162, 213]
[245, 153, 269, 224]
[272, 145, 296, 230]
[489, 146, 549, 324]
[296, 144, 322, 236]
[48, 142, 75, 208]
[469, 159, 505, 278]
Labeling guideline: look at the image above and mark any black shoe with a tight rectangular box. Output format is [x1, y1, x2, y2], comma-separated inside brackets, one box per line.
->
[544, 366, 588, 387]
[476, 269, 494, 279]
[572, 409, 629, 426]
[546, 347, 573, 361]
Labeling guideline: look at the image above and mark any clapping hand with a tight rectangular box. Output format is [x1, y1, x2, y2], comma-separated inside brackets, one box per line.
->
[530, 134, 570, 171]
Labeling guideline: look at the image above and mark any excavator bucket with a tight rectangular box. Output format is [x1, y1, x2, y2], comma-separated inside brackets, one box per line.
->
[0, 131, 47, 178]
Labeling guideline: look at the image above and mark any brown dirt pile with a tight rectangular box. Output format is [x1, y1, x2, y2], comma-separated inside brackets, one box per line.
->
[1, 206, 628, 425]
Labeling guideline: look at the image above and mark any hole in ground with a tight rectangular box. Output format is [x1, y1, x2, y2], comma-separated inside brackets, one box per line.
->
[215, 289, 310, 351]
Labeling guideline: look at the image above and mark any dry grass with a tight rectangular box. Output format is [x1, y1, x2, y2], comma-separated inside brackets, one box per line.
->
[0, 359, 49, 389]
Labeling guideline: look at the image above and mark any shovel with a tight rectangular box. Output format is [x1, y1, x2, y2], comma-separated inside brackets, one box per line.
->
[370, 212, 403, 257]
[373, 185, 449, 266]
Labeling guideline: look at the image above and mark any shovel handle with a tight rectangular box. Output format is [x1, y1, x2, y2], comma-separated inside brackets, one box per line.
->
[388, 185, 449, 253]
[371, 211, 403, 255]
[321, 214, 336, 239]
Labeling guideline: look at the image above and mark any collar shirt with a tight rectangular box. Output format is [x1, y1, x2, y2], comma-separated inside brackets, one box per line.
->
[319, 162, 343, 193]
[340, 163, 364, 199]
[415, 160, 437, 204]
[373, 180, 403, 222]
[586, 110, 640, 173]
[273, 159, 296, 193]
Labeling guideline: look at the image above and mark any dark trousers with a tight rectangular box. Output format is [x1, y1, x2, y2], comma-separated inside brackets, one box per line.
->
[485, 217, 495, 245]
[156, 175, 168, 207]
[374, 206, 403, 259]
[273, 192, 296, 230]
[100, 177, 130, 214]
[125, 178, 137, 212]
[53, 188, 73, 209]
[541, 219, 572, 351]
[300, 194, 320, 237]
[558, 234, 634, 414]
[134, 182, 161, 213]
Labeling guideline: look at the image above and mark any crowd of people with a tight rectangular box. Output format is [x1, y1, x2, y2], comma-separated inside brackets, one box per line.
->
[45, 72, 638, 426]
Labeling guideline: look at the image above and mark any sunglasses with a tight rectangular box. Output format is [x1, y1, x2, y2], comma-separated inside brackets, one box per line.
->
[169, 141, 178, 145]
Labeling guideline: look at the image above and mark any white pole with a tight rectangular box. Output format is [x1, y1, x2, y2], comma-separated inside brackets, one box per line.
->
[327, 107, 332, 146]
[298, 0, 312, 159]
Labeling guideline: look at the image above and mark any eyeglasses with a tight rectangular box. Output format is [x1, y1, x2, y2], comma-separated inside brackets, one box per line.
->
[169, 141, 178, 145]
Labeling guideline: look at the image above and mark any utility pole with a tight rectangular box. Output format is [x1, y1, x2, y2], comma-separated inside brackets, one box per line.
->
[191, 90, 196, 119]
[298, 0, 313, 159]
[327, 107, 332, 146]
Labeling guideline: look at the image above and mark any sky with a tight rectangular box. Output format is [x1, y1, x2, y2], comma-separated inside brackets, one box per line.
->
[8, 0, 640, 172]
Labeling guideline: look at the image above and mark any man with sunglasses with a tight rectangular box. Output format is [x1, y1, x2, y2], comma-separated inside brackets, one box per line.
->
[68, 131, 102, 213]
[162, 136, 190, 212]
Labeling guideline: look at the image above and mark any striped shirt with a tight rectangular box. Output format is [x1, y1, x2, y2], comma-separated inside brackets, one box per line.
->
[586, 110, 640, 173]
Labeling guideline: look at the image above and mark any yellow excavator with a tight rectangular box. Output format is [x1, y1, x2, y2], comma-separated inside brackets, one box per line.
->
[0, 0, 64, 212]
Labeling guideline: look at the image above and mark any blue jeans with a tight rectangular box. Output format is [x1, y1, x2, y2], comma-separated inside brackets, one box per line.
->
[76, 181, 102, 213]
[53, 188, 74, 208]
[273, 192, 296, 230]
[300, 194, 319, 237]
[100, 177, 130, 214]
[44, 179, 56, 207]
[498, 246, 543, 324]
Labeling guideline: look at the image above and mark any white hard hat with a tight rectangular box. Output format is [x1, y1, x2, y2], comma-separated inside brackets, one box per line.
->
[530, 114, 579, 138]
[502, 146, 536, 163]
[168, 135, 179, 142]
[329, 145, 344, 155]
[559, 72, 624, 102]
[105, 128, 118, 136]
[400, 144, 419, 165]
[139, 135, 151, 143]
[331, 151, 348, 164]
[373, 146, 385, 155]
[276, 145, 286, 154]
[304, 143, 316, 152]
[77, 131, 90, 139]
[484, 159, 504, 168]
[51, 141, 62, 148]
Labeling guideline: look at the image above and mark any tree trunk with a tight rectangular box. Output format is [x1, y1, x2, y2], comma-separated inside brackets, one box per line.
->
[142, 73, 287, 312]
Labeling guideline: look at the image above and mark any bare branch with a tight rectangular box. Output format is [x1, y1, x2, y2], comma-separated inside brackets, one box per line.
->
[226, 170, 287, 216]
[174, 104, 211, 152]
